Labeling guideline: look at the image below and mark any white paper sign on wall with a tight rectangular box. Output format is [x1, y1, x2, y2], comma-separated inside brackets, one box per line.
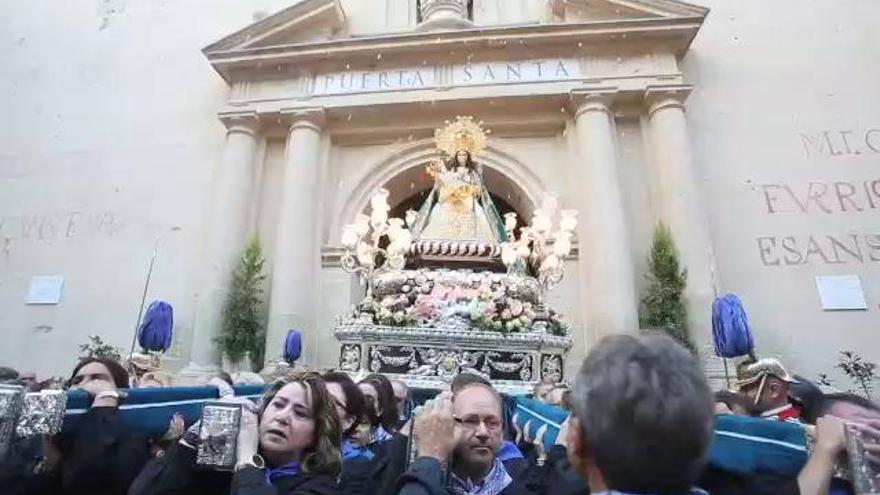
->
[815, 275, 867, 311]
[26, 275, 65, 305]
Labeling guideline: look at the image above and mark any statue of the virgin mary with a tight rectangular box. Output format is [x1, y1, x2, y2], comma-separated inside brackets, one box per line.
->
[410, 117, 508, 243]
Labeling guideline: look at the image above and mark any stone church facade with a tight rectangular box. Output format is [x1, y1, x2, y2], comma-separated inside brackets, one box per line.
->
[1, 0, 878, 385]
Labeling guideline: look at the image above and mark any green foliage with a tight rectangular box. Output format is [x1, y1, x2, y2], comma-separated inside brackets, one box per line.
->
[639, 223, 695, 352]
[837, 350, 878, 400]
[78, 335, 123, 362]
[216, 238, 267, 371]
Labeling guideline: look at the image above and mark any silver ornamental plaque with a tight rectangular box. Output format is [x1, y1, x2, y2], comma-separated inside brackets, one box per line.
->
[0, 385, 25, 455]
[196, 402, 241, 471]
[15, 390, 66, 437]
[847, 425, 880, 494]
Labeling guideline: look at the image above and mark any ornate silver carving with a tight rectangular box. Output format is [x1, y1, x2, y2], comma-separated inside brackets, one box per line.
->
[335, 323, 572, 352]
[339, 344, 362, 372]
[484, 352, 532, 381]
[541, 354, 563, 383]
[370, 346, 417, 372]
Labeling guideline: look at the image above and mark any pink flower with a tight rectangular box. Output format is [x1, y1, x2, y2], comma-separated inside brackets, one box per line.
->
[431, 284, 451, 300]
[412, 295, 439, 319]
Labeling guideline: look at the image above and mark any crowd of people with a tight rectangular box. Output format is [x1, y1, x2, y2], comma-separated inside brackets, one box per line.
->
[1, 332, 878, 495]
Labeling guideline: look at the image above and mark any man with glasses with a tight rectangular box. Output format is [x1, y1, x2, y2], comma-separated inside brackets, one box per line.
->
[396, 382, 534, 495]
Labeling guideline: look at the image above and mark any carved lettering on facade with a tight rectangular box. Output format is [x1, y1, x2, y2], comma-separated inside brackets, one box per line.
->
[756, 233, 880, 267]
[0, 210, 122, 242]
[312, 58, 580, 96]
[758, 179, 880, 214]
[801, 129, 880, 157]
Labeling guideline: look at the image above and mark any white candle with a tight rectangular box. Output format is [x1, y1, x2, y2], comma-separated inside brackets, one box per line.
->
[560, 209, 578, 232]
[341, 225, 359, 248]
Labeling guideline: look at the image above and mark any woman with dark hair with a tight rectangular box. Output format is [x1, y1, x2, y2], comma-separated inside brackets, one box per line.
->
[27, 357, 151, 495]
[130, 371, 341, 495]
[358, 374, 398, 444]
[323, 372, 375, 495]
[322, 372, 366, 442]
[67, 356, 131, 389]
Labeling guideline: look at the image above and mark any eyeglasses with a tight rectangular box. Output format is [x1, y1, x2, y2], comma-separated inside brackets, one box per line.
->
[453, 415, 503, 432]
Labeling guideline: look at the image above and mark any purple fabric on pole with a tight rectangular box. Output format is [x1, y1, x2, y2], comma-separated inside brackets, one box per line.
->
[712, 294, 755, 358]
[138, 300, 174, 352]
[284, 329, 302, 363]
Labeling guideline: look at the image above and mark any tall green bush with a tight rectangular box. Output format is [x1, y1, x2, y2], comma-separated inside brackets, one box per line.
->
[216, 238, 266, 370]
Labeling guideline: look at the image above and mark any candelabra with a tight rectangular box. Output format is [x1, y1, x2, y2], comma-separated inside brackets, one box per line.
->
[340, 188, 414, 297]
[500, 192, 578, 291]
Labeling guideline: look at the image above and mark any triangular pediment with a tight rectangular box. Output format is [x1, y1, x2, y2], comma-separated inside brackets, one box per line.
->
[204, 0, 707, 83]
[550, 0, 707, 22]
[204, 0, 345, 52]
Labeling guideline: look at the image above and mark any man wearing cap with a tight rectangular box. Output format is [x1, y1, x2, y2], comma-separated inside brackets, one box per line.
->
[737, 358, 801, 421]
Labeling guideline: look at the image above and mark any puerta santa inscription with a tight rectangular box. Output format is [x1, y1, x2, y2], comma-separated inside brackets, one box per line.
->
[312, 58, 579, 96]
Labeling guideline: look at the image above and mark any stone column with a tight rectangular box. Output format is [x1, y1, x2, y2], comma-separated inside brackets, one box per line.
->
[417, 0, 473, 30]
[569, 90, 639, 340]
[180, 112, 260, 381]
[264, 108, 325, 367]
[645, 85, 719, 346]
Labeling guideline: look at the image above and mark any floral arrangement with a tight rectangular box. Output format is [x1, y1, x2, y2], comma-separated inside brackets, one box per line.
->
[352, 269, 570, 336]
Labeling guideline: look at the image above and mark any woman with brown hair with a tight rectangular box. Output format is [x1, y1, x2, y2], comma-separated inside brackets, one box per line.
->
[129, 371, 342, 495]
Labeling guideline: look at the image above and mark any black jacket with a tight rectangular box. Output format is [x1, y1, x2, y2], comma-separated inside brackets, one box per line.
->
[0, 436, 43, 495]
[339, 456, 375, 495]
[128, 441, 340, 495]
[521, 445, 588, 495]
[395, 457, 536, 495]
[370, 433, 412, 495]
[39, 406, 150, 495]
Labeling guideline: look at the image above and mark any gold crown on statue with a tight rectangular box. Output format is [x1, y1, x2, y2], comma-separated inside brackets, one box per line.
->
[435, 116, 490, 157]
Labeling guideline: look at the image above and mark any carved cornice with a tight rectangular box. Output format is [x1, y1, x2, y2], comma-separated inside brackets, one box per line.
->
[551, 0, 709, 18]
[644, 84, 692, 116]
[218, 110, 261, 135]
[568, 88, 619, 118]
[204, 0, 345, 53]
[280, 107, 326, 132]
[205, 17, 706, 82]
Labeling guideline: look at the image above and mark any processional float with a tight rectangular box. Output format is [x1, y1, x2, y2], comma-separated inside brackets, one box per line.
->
[333, 116, 577, 394]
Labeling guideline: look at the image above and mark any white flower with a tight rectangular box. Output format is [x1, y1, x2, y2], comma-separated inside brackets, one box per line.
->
[508, 299, 524, 317]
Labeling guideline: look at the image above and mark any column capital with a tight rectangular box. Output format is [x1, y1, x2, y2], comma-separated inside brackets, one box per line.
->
[645, 85, 693, 117]
[219, 111, 261, 136]
[280, 107, 325, 133]
[568, 88, 618, 119]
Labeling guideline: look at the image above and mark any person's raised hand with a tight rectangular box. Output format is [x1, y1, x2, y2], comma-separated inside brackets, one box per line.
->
[534, 424, 548, 460]
[851, 418, 880, 466]
[208, 377, 235, 398]
[235, 408, 260, 466]
[163, 413, 186, 442]
[217, 394, 257, 413]
[555, 415, 570, 448]
[414, 392, 456, 463]
[73, 379, 119, 407]
[815, 415, 847, 457]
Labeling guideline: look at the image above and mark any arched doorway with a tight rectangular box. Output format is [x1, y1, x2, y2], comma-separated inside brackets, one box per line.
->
[383, 162, 529, 226]
[335, 139, 546, 241]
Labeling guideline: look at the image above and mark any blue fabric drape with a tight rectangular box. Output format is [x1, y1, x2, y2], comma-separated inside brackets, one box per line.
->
[138, 300, 174, 353]
[712, 293, 755, 358]
[62, 385, 265, 437]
